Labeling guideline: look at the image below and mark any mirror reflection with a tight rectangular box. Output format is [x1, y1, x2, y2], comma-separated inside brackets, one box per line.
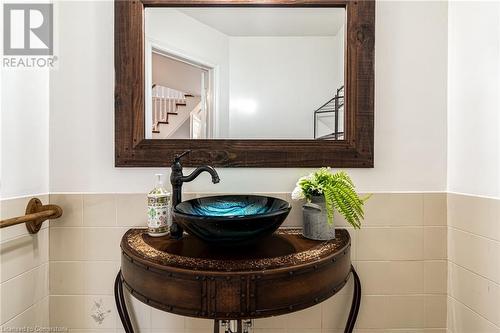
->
[145, 8, 345, 140]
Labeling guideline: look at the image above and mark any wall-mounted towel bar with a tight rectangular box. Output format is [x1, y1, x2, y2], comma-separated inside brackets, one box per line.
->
[0, 198, 63, 234]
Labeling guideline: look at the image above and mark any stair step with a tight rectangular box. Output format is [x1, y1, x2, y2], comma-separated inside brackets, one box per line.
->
[157, 121, 169, 124]
[185, 94, 194, 97]
[152, 130, 160, 133]
[176, 103, 186, 106]
[167, 112, 178, 115]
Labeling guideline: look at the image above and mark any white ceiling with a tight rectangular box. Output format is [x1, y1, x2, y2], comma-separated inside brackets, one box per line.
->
[178, 8, 345, 37]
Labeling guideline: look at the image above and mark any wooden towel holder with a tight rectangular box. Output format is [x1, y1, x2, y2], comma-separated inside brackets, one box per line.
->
[0, 198, 63, 234]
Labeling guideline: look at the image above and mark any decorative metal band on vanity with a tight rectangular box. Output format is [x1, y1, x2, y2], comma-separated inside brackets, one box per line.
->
[120, 229, 352, 319]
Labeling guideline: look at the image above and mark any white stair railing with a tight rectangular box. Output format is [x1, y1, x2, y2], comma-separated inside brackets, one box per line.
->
[152, 86, 187, 132]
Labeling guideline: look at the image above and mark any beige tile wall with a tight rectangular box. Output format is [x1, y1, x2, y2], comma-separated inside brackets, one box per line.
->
[5, 192, 495, 332]
[447, 194, 500, 333]
[47, 192, 447, 332]
[0, 195, 50, 329]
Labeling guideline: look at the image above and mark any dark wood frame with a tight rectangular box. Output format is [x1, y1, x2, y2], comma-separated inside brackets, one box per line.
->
[115, 0, 374, 167]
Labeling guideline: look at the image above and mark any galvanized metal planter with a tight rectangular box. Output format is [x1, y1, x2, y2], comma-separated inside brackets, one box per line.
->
[302, 195, 335, 240]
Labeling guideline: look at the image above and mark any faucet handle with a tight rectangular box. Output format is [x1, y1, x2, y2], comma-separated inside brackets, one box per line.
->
[174, 150, 191, 163]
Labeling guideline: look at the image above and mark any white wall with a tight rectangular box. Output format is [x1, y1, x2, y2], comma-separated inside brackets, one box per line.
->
[228, 36, 339, 139]
[447, 5, 500, 332]
[145, 8, 231, 138]
[447, 1, 500, 199]
[0, 22, 51, 330]
[0, 60, 50, 330]
[335, 24, 345, 89]
[152, 53, 205, 96]
[1, 70, 49, 198]
[49, 0, 448, 193]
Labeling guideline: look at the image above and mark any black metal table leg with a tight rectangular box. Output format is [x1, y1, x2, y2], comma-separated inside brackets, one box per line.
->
[214, 319, 220, 333]
[344, 265, 361, 333]
[115, 270, 135, 333]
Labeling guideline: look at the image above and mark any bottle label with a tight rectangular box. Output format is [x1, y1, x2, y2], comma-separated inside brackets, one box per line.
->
[147, 195, 170, 234]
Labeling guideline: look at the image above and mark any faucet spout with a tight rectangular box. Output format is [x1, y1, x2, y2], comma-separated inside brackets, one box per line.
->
[181, 166, 220, 184]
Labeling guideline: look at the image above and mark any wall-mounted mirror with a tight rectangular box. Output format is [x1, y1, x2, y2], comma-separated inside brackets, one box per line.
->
[115, 0, 374, 167]
[144, 8, 346, 140]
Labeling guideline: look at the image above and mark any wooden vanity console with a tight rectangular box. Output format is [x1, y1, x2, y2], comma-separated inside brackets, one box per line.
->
[116, 228, 360, 333]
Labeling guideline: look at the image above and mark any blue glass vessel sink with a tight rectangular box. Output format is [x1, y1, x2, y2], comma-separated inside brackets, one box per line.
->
[172, 195, 291, 246]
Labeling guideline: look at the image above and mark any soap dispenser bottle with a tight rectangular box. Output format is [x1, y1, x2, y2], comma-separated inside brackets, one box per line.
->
[147, 174, 171, 237]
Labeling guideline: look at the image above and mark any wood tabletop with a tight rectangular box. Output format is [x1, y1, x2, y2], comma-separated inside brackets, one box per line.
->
[121, 228, 350, 272]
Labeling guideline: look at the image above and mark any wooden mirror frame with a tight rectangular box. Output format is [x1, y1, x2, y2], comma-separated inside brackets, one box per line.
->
[115, 0, 374, 167]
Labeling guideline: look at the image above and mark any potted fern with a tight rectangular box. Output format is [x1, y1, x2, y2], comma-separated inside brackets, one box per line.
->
[292, 168, 368, 240]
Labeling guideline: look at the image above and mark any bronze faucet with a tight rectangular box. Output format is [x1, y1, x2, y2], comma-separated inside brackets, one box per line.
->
[170, 150, 220, 239]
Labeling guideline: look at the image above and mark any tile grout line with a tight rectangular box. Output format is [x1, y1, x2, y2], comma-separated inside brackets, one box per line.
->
[448, 225, 500, 243]
[422, 193, 426, 329]
[447, 191, 500, 201]
[1, 295, 50, 327]
[0, 193, 50, 201]
[448, 261, 500, 287]
[80, 193, 84, 228]
[0, 261, 49, 286]
[0, 224, 49, 244]
[48, 225, 448, 229]
[115, 194, 119, 227]
[448, 295, 500, 329]
[1, 271, 50, 325]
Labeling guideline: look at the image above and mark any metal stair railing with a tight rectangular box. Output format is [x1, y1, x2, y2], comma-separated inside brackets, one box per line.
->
[313, 86, 344, 140]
